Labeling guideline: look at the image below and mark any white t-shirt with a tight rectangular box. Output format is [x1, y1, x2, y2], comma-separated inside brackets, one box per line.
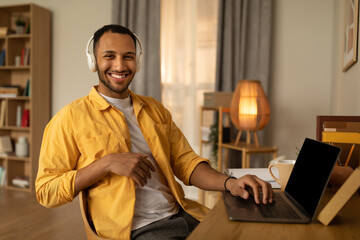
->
[100, 93, 179, 230]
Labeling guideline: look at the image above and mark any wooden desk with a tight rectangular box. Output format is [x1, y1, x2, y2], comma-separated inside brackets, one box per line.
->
[188, 190, 360, 240]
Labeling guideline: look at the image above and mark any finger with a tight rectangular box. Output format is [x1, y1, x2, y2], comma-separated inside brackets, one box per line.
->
[131, 173, 145, 187]
[252, 185, 261, 204]
[143, 158, 155, 172]
[251, 175, 269, 204]
[130, 163, 150, 187]
[243, 176, 261, 204]
[253, 176, 274, 204]
[137, 154, 156, 172]
[133, 170, 148, 187]
[138, 160, 154, 179]
[263, 182, 275, 204]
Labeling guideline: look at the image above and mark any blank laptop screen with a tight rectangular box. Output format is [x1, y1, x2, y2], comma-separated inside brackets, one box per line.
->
[285, 138, 341, 217]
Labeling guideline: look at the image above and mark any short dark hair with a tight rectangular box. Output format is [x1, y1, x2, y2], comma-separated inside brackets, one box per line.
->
[93, 24, 137, 55]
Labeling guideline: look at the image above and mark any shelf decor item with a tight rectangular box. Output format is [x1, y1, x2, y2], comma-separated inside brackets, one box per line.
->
[15, 17, 26, 34]
[15, 136, 29, 157]
[230, 80, 270, 147]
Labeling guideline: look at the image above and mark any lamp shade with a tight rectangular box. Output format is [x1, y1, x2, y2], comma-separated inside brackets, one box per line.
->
[230, 80, 270, 131]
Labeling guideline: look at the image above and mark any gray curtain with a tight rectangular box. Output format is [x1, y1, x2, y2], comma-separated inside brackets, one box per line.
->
[215, 0, 272, 93]
[215, 0, 273, 167]
[112, 0, 161, 101]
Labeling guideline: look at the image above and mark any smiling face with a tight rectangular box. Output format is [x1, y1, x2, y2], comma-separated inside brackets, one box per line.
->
[95, 31, 137, 99]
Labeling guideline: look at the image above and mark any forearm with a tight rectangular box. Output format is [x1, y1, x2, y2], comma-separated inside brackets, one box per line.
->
[74, 156, 110, 197]
[75, 152, 155, 196]
[189, 162, 228, 191]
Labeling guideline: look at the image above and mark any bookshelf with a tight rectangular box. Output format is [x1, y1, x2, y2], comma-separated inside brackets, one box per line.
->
[0, 4, 51, 191]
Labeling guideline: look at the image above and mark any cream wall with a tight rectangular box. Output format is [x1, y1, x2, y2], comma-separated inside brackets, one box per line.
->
[267, 0, 339, 159]
[0, 0, 112, 114]
[333, 1, 360, 115]
[2, 0, 357, 160]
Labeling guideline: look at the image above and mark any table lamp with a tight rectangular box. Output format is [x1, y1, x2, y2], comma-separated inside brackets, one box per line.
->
[230, 80, 270, 147]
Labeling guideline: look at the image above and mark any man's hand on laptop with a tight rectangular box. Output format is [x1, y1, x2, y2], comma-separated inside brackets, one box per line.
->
[226, 175, 275, 204]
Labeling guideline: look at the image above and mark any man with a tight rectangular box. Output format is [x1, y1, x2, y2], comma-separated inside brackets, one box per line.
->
[36, 25, 274, 240]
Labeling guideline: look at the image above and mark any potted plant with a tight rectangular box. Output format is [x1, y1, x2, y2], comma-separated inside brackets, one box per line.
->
[15, 17, 26, 34]
[208, 122, 219, 168]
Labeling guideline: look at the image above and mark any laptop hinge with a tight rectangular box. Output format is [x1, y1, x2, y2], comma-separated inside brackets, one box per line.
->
[284, 191, 312, 219]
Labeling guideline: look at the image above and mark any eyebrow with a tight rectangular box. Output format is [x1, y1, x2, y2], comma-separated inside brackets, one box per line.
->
[102, 50, 136, 55]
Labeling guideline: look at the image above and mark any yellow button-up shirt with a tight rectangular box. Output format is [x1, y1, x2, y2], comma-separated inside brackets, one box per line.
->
[35, 86, 209, 239]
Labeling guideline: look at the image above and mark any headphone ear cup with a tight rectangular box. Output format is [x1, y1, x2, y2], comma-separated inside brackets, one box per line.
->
[86, 52, 97, 72]
[86, 35, 97, 72]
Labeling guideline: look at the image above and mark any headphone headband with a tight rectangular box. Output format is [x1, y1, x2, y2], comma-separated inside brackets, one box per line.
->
[85, 33, 143, 73]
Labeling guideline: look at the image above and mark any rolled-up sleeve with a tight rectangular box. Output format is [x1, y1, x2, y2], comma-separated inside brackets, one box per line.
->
[35, 107, 80, 208]
[166, 111, 209, 185]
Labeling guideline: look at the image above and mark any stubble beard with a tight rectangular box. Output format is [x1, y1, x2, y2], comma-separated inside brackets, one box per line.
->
[97, 70, 133, 96]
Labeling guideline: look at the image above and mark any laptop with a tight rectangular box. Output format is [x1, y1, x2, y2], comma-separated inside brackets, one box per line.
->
[223, 138, 341, 223]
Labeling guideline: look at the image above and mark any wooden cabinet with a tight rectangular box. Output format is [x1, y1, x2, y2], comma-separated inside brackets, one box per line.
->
[0, 4, 51, 191]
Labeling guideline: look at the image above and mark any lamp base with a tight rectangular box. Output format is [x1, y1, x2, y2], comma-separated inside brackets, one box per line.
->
[235, 130, 259, 147]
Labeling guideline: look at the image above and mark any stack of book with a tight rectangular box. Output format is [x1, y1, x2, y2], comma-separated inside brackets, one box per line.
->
[0, 85, 20, 98]
[12, 176, 29, 188]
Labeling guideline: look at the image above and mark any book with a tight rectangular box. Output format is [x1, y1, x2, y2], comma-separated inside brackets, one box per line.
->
[12, 176, 29, 188]
[0, 135, 13, 153]
[20, 48, 25, 65]
[0, 86, 19, 94]
[323, 121, 360, 132]
[0, 85, 19, 98]
[0, 101, 6, 127]
[24, 48, 30, 65]
[0, 167, 6, 186]
[0, 49, 5, 66]
[21, 109, 30, 127]
[0, 167, 3, 185]
[23, 78, 30, 96]
[322, 131, 360, 144]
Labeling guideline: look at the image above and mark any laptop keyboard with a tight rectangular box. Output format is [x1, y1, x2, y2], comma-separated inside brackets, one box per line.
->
[256, 195, 301, 219]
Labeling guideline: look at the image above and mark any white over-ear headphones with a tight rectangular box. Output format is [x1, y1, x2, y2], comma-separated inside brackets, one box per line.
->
[85, 33, 143, 73]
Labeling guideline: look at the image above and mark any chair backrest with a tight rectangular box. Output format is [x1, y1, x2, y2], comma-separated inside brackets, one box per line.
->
[79, 191, 109, 240]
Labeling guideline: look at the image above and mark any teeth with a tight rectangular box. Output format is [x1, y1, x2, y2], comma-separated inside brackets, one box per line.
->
[111, 73, 125, 79]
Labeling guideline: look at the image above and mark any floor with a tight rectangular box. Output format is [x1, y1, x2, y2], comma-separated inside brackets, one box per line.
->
[0, 185, 199, 240]
[0, 188, 86, 240]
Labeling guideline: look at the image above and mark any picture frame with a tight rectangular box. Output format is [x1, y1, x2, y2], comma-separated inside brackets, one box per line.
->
[343, 0, 359, 72]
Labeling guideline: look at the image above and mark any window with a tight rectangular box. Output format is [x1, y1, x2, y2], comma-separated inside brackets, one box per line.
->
[161, 0, 219, 153]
